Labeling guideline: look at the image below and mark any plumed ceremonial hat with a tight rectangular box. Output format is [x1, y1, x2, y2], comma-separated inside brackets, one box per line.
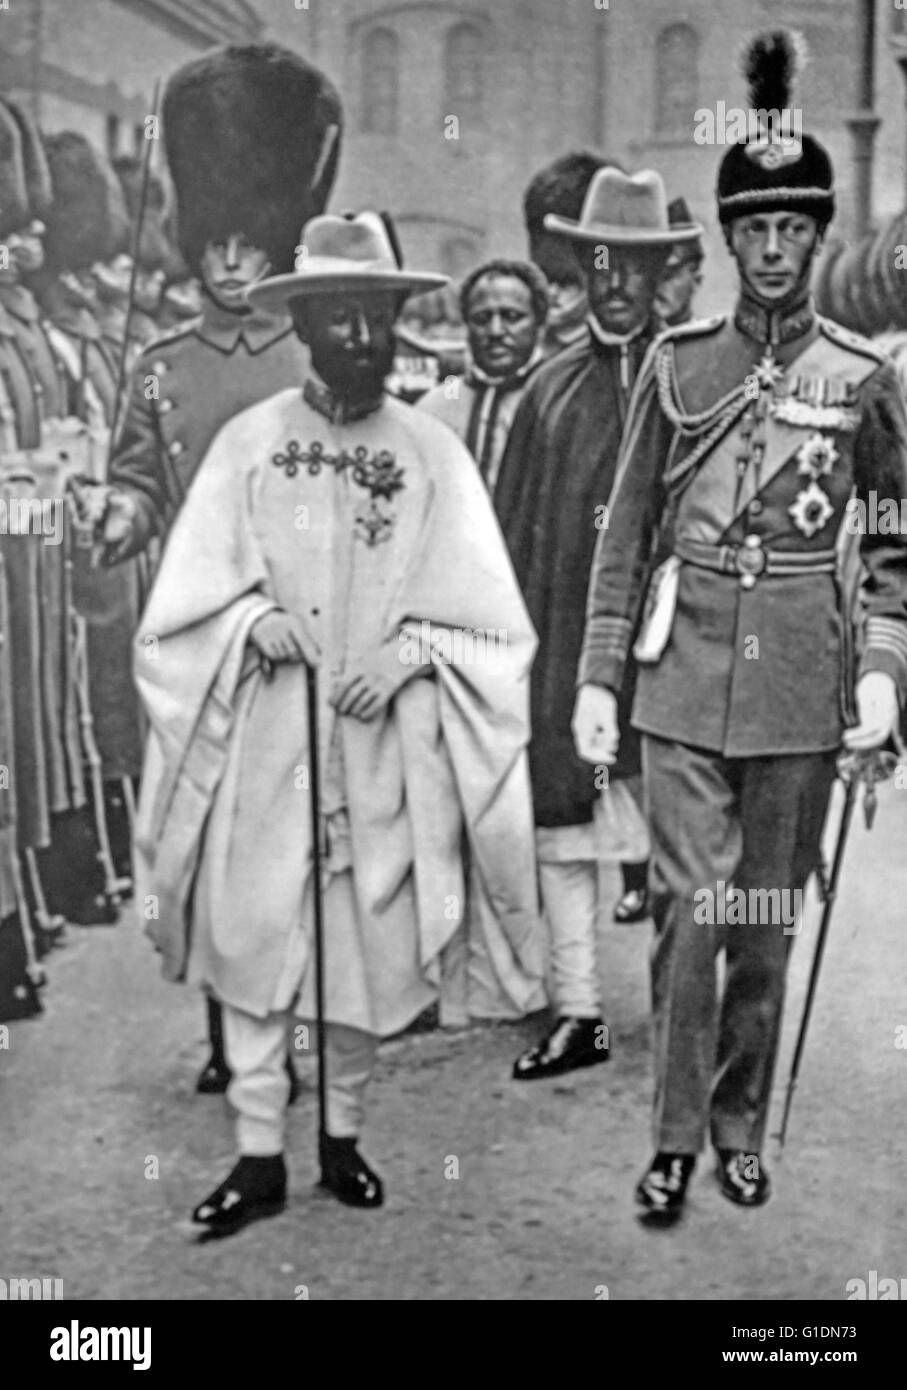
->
[42, 132, 131, 271]
[3, 100, 52, 223]
[717, 29, 835, 227]
[162, 42, 343, 275]
[0, 101, 29, 238]
[248, 211, 447, 312]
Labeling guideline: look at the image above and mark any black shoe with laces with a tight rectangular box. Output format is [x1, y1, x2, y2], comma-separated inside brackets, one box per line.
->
[635, 1151, 696, 1221]
[715, 1149, 771, 1207]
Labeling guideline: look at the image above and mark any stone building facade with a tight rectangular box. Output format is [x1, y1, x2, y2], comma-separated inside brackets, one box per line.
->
[3, 0, 907, 312]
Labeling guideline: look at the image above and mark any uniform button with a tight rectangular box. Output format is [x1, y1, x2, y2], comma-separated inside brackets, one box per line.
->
[740, 573, 756, 591]
[748, 499, 763, 516]
[168, 441, 184, 458]
[311, 607, 320, 616]
[159, 399, 174, 414]
[152, 360, 167, 375]
[743, 533, 761, 548]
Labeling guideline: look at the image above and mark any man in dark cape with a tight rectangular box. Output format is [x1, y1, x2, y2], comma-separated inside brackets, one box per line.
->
[495, 167, 702, 1081]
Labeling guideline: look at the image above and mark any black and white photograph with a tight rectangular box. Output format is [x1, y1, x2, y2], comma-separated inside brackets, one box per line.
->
[0, 0, 905, 1334]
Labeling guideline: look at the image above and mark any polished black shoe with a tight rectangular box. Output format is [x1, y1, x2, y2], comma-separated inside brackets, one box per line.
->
[716, 1149, 771, 1207]
[614, 888, 649, 923]
[196, 1054, 231, 1094]
[512, 1015, 609, 1080]
[635, 1152, 696, 1221]
[318, 1134, 384, 1208]
[192, 1155, 287, 1239]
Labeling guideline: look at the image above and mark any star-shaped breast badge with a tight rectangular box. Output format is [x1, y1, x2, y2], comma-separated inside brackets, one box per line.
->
[789, 480, 834, 538]
[796, 432, 838, 479]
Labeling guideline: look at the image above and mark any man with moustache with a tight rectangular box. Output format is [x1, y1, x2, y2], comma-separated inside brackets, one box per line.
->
[75, 43, 342, 1094]
[420, 258, 548, 498]
[574, 30, 907, 1219]
[133, 211, 541, 1234]
[495, 168, 702, 1081]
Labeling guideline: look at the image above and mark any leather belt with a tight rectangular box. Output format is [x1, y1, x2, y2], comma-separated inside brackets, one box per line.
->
[674, 535, 837, 590]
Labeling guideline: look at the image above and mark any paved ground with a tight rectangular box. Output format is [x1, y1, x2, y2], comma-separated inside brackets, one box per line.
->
[1, 779, 904, 1301]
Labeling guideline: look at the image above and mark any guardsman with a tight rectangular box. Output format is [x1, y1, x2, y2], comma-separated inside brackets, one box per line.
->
[496, 168, 700, 1081]
[573, 29, 907, 1220]
[97, 43, 341, 569]
[78, 42, 342, 1094]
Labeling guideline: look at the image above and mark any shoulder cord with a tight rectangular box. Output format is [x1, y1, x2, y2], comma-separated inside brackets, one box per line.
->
[655, 343, 752, 492]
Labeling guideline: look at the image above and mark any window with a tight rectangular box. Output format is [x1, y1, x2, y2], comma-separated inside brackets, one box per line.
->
[361, 27, 399, 135]
[654, 23, 699, 138]
[444, 21, 484, 124]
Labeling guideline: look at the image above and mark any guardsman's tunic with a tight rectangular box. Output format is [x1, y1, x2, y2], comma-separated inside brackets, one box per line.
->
[580, 293, 907, 1152]
[108, 299, 308, 557]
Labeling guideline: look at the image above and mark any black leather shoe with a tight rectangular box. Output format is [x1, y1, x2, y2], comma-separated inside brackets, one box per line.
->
[512, 1015, 609, 1080]
[196, 1054, 231, 1094]
[192, 1155, 287, 1238]
[318, 1134, 384, 1208]
[614, 888, 649, 923]
[716, 1149, 771, 1207]
[635, 1152, 696, 1221]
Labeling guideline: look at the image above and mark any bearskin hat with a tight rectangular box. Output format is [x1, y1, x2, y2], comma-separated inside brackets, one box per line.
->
[162, 42, 343, 275]
[3, 100, 52, 223]
[42, 132, 131, 272]
[113, 155, 177, 273]
[717, 30, 835, 228]
[0, 102, 29, 238]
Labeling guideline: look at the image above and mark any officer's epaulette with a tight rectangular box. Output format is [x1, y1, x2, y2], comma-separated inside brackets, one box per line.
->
[655, 313, 727, 351]
[139, 317, 203, 360]
[816, 315, 887, 367]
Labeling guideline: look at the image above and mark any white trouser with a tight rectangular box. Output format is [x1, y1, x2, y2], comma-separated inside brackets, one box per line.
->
[535, 851, 601, 1018]
[223, 1003, 380, 1154]
[533, 785, 651, 1017]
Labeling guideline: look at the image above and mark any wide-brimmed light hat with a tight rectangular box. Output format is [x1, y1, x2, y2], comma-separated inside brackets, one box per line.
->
[543, 167, 703, 247]
[248, 211, 448, 312]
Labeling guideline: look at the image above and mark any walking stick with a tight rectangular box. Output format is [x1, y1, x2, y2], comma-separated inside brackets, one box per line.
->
[305, 661, 328, 1142]
[776, 747, 895, 1149]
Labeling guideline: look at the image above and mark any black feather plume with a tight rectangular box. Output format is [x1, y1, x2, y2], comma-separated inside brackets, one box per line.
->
[739, 29, 807, 111]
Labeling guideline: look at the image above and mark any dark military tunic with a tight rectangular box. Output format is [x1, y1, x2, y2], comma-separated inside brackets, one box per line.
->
[579, 293, 907, 1154]
[109, 299, 307, 556]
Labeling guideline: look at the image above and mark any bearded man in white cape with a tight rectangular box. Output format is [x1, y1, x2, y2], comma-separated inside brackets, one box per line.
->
[133, 212, 543, 1237]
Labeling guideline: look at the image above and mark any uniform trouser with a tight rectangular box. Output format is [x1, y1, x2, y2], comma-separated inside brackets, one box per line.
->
[222, 1003, 380, 1155]
[643, 735, 837, 1155]
[535, 783, 650, 1019]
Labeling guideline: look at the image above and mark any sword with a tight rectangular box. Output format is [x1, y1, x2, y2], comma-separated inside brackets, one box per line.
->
[108, 79, 162, 450]
[305, 661, 329, 1142]
[776, 747, 896, 1149]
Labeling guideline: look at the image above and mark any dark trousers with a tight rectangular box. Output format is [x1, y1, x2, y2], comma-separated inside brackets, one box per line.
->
[642, 735, 838, 1155]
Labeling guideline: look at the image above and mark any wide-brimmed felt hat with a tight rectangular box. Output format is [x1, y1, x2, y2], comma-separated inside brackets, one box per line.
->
[543, 167, 703, 247]
[248, 212, 448, 312]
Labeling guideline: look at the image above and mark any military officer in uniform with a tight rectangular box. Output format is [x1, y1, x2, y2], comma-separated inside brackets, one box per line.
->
[573, 30, 907, 1219]
[77, 43, 342, 1094]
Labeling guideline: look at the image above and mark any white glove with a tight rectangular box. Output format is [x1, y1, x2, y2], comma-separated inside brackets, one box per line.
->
[842, 671, 899, 751]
